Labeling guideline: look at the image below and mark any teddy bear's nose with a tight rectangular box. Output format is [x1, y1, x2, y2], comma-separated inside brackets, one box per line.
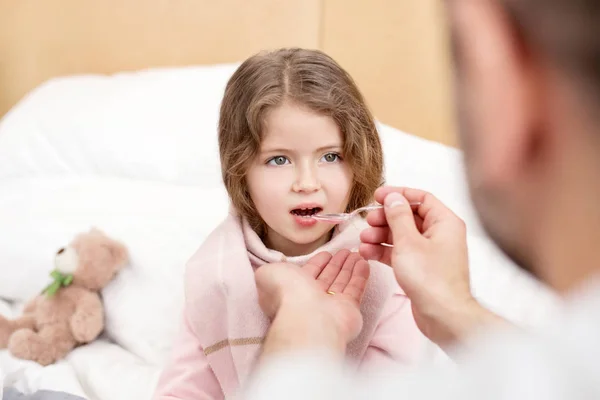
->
[57, 248, 65, 255]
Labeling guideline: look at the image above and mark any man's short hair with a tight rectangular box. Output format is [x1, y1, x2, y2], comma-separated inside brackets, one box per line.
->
[504, 0, 600, 105]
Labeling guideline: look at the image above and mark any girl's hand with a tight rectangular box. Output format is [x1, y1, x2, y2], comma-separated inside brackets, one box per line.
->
[303, 249, 370, 305]
[255, 250, 370, 351]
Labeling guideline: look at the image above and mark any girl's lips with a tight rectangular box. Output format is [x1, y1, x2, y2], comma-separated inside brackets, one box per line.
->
[291, 213, 319, 227]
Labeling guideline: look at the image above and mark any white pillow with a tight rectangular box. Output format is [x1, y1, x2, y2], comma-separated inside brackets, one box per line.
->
[0, 63, 241, 187]
[0, 60, 481, 234]
[0, 60, 482, 230]
[0, 176, 230, 365]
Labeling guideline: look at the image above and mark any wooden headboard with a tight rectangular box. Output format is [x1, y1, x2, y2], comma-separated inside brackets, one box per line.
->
[0, 0, 457, 145]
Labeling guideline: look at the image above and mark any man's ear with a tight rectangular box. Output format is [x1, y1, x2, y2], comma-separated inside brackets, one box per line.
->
[455, 0, 541, 185]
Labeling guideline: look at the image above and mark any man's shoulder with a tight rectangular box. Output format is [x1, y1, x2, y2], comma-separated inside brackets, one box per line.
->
[447, 283, 600, 397]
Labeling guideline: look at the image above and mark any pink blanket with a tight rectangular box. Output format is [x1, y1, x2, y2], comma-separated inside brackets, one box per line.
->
[154, 210, 421, 399]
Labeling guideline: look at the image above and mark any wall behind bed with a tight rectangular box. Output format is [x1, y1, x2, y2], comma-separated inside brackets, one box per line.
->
[0, 0, 457, 146]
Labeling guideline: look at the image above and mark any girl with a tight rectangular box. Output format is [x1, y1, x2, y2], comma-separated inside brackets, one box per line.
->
[153, 48, 422, 399]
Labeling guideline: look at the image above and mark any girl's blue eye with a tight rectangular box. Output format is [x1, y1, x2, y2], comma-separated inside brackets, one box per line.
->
[267, 156, 290, 166]
[321, 153, 340, 163]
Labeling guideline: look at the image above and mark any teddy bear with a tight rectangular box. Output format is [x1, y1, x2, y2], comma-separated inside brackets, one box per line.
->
[0, 228, 128, 366]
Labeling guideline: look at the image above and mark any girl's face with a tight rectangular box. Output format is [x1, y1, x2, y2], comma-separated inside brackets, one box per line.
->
[246, 102, 353, 257]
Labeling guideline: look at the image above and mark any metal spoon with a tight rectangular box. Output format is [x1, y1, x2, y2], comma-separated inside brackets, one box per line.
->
[311, 203, 421, 224]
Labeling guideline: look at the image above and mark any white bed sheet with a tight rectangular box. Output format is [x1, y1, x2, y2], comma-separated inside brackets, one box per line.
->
[0, 63, 561, 399]
[0, 298, 160, 400]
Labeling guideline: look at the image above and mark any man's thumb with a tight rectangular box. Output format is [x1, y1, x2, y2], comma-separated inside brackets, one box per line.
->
[384, 192, 419, 240]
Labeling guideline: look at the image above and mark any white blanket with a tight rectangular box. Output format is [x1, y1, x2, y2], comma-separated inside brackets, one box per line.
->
[0, 298, 161, 400]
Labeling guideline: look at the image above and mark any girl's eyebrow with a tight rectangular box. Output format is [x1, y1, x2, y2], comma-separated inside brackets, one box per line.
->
[260, 147, 291, 154]
[316, 145, 342, 152]
[260, 144, 342, 154]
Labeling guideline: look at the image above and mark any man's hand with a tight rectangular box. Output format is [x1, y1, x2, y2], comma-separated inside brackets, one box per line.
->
[255, 250, 369, 359]
[360, 186, 502, 349]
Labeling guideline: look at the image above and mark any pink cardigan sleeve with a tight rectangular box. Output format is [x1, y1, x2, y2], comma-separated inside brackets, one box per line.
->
[153, 310, 224, 400]
[359, 292, 422, 369]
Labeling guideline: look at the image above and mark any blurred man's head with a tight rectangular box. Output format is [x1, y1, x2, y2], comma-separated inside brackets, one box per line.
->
[447, 0, 600, 292]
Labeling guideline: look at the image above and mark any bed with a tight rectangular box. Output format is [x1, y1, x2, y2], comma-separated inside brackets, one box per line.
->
[0, 2, 560, 399]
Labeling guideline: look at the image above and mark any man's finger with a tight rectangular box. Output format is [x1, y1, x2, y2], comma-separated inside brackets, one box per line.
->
[365, 208, 387, 227]
[360, 226, 392, 245]
[342, 260, 370, 304]
[303, 251, 333, 279]
[316, 249, 350, 289]
[375, 186, 460, 233]
[358, 243, 390, 265]
[374, 186, 429, 206]
[327, 252, 361, 295]
[382, 192, 420, 241]
[366, 208, 425, 232]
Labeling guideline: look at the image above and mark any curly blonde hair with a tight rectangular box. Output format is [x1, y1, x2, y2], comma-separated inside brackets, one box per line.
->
[218, 48, 384, 233]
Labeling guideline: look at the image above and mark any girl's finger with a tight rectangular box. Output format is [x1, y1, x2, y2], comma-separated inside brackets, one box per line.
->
[303, 251, 333, 279]
[327, 252, 362, 295]
[316, 249, 351, 290]
[342, 260, 370, 304]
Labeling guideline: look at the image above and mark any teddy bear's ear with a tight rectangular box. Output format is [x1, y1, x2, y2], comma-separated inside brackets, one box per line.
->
[89, 227, 106, 236]
[109, 240, 129, 270]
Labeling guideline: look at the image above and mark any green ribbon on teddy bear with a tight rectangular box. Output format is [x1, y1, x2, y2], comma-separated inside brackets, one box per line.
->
[42, 269, 74, 297]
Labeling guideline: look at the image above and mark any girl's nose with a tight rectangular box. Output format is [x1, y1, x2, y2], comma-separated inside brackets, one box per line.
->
[292, 165, 321, 193]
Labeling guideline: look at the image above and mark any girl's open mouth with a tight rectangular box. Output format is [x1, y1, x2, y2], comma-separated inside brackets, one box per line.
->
[290, 207, 322, 217]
